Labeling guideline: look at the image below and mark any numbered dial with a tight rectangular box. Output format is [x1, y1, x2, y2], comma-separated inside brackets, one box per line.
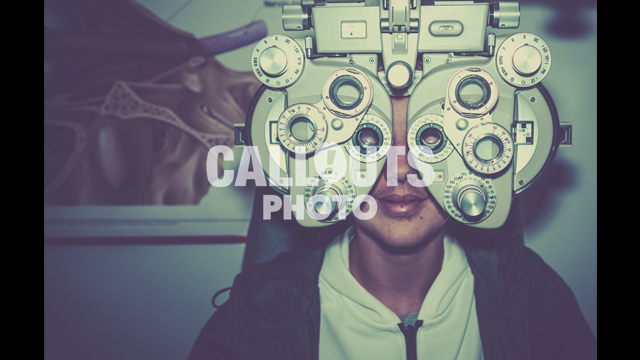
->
[443, 171, 497, 223]
[447, 68, 499, 117]
[322, 68, 373, 118]
[408, 114, 454, 163]
[277, 104, 328, 154]
[496, 33, 551, 88]
[304, 174, 356, 222]
[462, 122, 513, 175]
[345, 114, 392, 163]
[252, 35, 304, 88]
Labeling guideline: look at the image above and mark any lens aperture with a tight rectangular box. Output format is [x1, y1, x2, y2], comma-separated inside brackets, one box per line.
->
[357, 127, 379, 148]
[289, 116, 316, 143]
[329, 76, 364, 110]
[474, 135, 503, 162]
[420, 127, 442, 148]
[415, 123, 447, 157]
[456, 75, 490, 110]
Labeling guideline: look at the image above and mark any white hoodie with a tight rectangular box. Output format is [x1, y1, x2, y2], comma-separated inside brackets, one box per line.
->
[318, 227, 483, 360]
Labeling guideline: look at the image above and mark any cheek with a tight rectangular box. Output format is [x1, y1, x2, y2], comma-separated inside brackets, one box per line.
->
[422, 198, 451, 227]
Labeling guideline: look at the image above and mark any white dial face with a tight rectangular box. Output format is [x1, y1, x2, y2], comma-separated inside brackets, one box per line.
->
[345, 114, 392, 163]
[462, 122, 514, 175]
[408, 114, 454, 164]
[304, 174, 356, 222]
[496, 32, 551, 88]
[443, 171, 497, 223]
[251, 35, 304, 88]
[277, 104, 328, 154]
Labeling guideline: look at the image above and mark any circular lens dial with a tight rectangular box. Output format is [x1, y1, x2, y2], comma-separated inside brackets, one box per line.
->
[408, 114, 454, 163]
[344, 114, 392, 163]
[462, 122, 513, 175]
[323, 68, 373, 118]
[447, 68, 499, 117]
[277, 104, 328, 154]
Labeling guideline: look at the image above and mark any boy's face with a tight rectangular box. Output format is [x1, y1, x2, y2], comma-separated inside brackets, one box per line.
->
[354, 96, 450, 247]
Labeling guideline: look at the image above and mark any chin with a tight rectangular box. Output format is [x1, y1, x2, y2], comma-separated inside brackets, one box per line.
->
[354, 197, 450, 251]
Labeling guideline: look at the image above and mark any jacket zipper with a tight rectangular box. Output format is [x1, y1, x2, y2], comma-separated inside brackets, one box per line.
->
[398, 320, 424, 360]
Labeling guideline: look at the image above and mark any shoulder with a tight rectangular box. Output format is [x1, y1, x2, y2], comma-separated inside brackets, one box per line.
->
[518, 247, 597, 359]
[188, 241, 329, 360]
[219, 242, 328, 328]
[459, 233, 596, 360]
[236, 239, 329, 300]
[454, 226, 577, 294]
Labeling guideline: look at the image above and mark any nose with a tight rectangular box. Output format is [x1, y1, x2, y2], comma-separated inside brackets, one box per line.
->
[385, 96, 415, 185]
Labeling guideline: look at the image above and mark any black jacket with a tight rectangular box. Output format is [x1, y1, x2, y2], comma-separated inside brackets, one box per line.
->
[187, 227, 596, 360]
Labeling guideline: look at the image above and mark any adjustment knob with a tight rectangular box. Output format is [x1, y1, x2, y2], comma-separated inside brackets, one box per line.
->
[251, 35, 305, 88]
[457, 187, 486, 217]
[386, 61, 413, 91]
[490, 2, 520, 29]
[260, 47, 288, 77]
[443, 171, 496, 224]
[495, 33, 551, 88]
[304, 175, 356, 223]
[282, 5, 311, 31]
[313, 187, 341, 217]
[512, 45, 542, 76]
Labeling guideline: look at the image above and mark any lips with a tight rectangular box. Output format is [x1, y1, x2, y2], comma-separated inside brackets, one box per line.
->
[374, 193, 428, 218]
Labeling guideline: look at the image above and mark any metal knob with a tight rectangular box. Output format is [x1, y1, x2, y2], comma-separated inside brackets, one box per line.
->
[457, 187, 486, 217]
[260, 46, 288, 77]
[490, 2, 520, 29]
[512, 45, 542, 76]
[313, 187, 341, 217]
[282, 5, 311, 31]
[386, 61, 413, 91]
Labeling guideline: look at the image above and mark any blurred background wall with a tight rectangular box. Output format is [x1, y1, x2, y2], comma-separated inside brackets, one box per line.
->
[44, 1, 597, 359]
